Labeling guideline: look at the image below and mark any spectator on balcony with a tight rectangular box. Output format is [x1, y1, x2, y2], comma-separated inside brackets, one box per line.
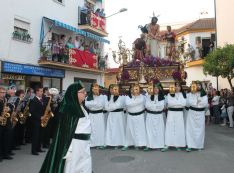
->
[99, 9, 105, 18]
[89, 42, 95, 54]
[85, 45, 90, 53]
[79, 42, 85, 51]
[59, 35, 67, 63]
[73, 36, 81, 50]
[95, 9, 101, 16]
[51, 37, 60, 62]
[66, 37, 75, 49]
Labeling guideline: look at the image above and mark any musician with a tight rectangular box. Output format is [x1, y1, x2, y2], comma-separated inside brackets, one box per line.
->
[42, 87, 51, 149]
[145, 82, 165, 150]
[186, 81, 208, 151]
[40, 81, 92, 173]
[85, 83, 106, 148]
[13, 90, 25, 148]
[0, 86, 13, 161]
[123, 84, 147, 150]
[29, 86, 45, 155]
[24, 88, 34, 143]
[162, 82, 186, 152]
[105, 84, 125, 149]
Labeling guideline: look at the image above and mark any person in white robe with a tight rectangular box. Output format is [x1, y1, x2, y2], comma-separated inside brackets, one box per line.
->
[122, 84, 147, 150]
[64, 84, 92, 173]
[186, 81, 208, 151]
[145, 82, 165, 150]
[85, 83, 106, 148]
[162, 82, 186, 151]
[105, 84, 126, 149]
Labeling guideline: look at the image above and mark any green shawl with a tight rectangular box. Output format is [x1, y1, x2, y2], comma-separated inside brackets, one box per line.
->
[39, 82, 85, 173]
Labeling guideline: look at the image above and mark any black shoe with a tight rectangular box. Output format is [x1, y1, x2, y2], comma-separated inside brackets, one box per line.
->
[3, 156, 13, 160]
[13, 147, 21, 150]
[31, 152, 39, 156]
[37, 149, 45, 153]
[9, 152, 15, 156]
[43, 145, 49, 149]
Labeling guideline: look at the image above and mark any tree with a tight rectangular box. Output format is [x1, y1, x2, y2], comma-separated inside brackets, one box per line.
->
[203, 44, 234, 88]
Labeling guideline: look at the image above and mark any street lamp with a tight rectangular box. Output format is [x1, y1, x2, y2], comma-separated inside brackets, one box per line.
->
[105, 8, 128, 18]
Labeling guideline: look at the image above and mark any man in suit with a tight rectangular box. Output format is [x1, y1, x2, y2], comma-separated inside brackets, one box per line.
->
[29, 87, 45, 155]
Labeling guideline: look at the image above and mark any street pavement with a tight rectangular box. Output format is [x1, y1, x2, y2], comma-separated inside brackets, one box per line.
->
[0, 124, 234, 173]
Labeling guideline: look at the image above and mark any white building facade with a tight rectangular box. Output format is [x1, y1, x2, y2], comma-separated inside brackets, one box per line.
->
[0, 0, 108, 91]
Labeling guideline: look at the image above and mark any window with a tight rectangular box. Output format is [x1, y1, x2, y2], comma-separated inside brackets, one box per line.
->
[13, 18, 32, 43]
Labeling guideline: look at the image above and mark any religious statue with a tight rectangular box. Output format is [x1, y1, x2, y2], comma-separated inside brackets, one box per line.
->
[133, 34, 146, 61]
[146, 16, 160, 57]
[163, 26, 176, 60]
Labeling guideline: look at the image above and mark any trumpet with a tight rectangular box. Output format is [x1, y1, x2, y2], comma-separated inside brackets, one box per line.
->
[0, 99, 11, 126]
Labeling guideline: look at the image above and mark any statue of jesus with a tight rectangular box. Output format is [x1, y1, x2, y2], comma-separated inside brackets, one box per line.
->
[147, 17, 160, 57]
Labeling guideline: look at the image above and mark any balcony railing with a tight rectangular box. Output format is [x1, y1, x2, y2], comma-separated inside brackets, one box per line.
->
[39, 43, 106, 71]
[79, 12, 108, 37]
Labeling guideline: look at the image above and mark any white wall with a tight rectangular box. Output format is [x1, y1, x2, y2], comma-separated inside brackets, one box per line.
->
[216, 0, 234, 46]
[0, 0, 83, 65]
[178, 31, 215, 50]
[63, 70, 104, 90]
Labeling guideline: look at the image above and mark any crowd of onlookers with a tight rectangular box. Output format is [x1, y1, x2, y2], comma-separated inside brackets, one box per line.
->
[205, 88, 234, 128]
[42, 34, 101, 64]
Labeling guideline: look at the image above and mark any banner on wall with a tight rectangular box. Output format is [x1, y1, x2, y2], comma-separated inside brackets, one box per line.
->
[90, 13, 106, 33]
[68, 49, 97, 69]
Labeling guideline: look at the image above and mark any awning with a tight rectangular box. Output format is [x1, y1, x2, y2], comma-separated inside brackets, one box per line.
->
[40, 17, 110, 44]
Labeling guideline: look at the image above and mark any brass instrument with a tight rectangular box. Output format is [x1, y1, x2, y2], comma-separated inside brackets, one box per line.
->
[41, 96, 54, 128]
[0, 99, 11, 126]
[11, 98, 24, 128]
[169, 84, 176, 94]
[19, 99, 31, 124]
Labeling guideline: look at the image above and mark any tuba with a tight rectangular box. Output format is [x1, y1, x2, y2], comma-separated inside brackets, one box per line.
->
[0, 99, 11, 126]
[41, 88, 59, 128]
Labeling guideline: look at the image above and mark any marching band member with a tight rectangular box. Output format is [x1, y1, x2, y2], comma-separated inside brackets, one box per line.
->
[0, 86, 13, 161]
[162, 82, 186, 151]
[29, 86, 45, 155]
[123, 84, 147, 150]
[186, 81, 208, 151]
[85, 83, 106, 149]
[105, 84, 125, 149]
[145, 82, 165, 150]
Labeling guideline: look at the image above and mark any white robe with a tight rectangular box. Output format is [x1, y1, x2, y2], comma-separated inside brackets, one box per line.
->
[105, 95, 125, 146]
[186, 92, 208, 149]
[85, 95, 106, 147]
[125, 95, 147, 147]
[64, 106, 92, 173]
[145, 95, 165, 148]
[165, 93, 186, 147]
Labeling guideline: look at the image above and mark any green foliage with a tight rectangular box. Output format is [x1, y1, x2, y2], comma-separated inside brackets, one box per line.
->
[203, 44, 234, 87]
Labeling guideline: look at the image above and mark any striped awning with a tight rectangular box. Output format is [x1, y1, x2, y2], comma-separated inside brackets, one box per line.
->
[40, 17, 110, 44]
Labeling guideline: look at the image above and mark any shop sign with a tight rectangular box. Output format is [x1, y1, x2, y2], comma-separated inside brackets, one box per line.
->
[2, 61, 65, 78]
[2, 74, 25, 80]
